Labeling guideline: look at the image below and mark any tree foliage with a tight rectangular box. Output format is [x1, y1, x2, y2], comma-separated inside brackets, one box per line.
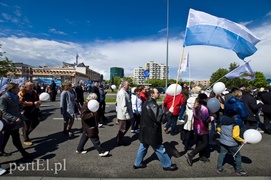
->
[250, 71, 268, 88]
[209, 68, 228, 86]
[112, 76, 121, 87]
[144, 79, 180, 87]
[122, 76, 134, 87]
[0, 44, 15, 77]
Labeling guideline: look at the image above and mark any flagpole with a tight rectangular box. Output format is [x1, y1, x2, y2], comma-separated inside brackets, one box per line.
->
[189, 54, 191, 91]
[165, 0, 169, 89]
[172, 47, 185, 106]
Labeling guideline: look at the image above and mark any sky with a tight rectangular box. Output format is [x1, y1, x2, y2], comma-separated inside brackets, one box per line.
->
[0, 0, 271, 81]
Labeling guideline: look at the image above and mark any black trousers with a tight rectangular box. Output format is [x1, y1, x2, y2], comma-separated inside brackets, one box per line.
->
[77, 133, 105, 153]
[264, 113, 271, 131]
[0, 129, 25, 153]
[116, 120, 131, 144]
[190, 134, 209, 158]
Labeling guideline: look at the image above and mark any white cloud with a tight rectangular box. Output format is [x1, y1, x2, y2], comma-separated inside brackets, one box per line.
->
[266, 11, 271, 17]
[48, 28, 67, 36]
[239, 20, 253, 26]
[1, 22, 271, 81]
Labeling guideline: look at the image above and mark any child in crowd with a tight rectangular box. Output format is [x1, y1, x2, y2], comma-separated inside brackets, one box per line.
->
[216, 102, 247, 176]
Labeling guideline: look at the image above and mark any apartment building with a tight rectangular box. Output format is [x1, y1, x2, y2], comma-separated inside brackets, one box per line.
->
[133, 61, 168, 85]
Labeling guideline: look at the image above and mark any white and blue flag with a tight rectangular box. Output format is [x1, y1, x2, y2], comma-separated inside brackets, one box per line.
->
[183, 9, 260, 60]
[225, 62, 255, 80]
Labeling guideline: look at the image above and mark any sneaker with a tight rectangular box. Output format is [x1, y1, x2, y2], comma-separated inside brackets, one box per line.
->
[199, 156, 210, 162]
[76, 150, 87, 154]
[163, 127, 169, 134]
[115, 119, 119, 125]
[257, 128, 264, 134]
[23, 141, 33, 146]
[178, 119, 186, 125]
[163, 164, 178, 171]
[68, 132, 74, 137]
[236, 170, 247, 176]
[216, 168, 223, 174]
[131, 130, 135, 133]
[135, 129, 140, 134]
[99, 151, 109, 157]
[133, 164, 147, 169]
[185, 153, 193, 166]
[98, 123, 103, 128]
[0, 167, 6, 176]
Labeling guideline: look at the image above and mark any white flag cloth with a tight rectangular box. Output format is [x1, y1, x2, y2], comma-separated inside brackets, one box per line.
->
[180, 53, 189, 73]
[225, 62, 255, 80]
[183, 9, 260, 60]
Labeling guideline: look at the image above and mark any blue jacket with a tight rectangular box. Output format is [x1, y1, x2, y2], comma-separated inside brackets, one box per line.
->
[225, 97, 248, 128]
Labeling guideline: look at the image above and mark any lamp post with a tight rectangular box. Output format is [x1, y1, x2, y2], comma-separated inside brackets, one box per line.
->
[165, 0, 169, 89]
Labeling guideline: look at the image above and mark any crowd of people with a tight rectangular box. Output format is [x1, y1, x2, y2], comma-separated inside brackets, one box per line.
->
[0, 79, 271, 176]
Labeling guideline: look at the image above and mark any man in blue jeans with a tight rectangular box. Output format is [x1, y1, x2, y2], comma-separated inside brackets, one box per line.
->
[133, 88, 177, 171]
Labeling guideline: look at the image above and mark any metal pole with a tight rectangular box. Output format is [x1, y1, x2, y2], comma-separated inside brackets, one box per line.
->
[165, 0, 169, 89]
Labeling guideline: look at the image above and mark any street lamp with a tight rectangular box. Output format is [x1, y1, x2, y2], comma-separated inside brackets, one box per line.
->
[165, 0, 169, 89]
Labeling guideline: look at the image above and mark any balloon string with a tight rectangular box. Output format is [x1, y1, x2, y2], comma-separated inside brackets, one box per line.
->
[233, 143, 245, 158]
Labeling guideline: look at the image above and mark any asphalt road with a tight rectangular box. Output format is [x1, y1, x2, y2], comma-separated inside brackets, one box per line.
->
[1, 93, 271, 179]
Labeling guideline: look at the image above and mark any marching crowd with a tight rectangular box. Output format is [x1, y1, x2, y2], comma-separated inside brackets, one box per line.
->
[0, 79, 271, 176]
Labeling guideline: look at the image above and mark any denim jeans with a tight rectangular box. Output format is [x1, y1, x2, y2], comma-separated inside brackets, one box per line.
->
[77, 133, 104, 153]
[209, 122, 217, 145]
[165, 115, 178, 135]
[178, 104, 186, 119]
[134, 143, 172, 168]
[217, 143, 242, 172]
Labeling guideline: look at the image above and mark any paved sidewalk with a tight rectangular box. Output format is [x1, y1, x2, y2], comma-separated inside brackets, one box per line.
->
[1, 98, 271, 179]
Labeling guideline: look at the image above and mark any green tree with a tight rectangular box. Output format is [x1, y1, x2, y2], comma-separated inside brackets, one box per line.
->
[122, 76, 134, 87]
[209, 68, 228, 87]
[112, 76, 121, 88]
[249, 71, 268, 88]
[0, 44, 15, 77]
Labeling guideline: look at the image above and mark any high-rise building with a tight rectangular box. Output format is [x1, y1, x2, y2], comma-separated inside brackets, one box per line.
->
[133, 61, 168, 85]
[133, 67, 144, 84]
[110, 67, 124, 81]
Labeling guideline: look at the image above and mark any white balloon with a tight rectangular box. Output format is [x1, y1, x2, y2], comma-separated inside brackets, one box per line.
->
[207, 98, 221, 113]
[39, 92, 50, 101]
[87, 100, 99, 112]
[0, 120, 3, 131]
[111, 85, 116, 90]
[244, 129, 262, 144]
[131, 87, 136, 94]
[165, 84, 182, 96]
[213, 82, 226, 94]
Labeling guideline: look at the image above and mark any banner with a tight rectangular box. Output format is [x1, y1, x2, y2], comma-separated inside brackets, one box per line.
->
[225, 62, 255, 80]
[0, 77, 25, 94]
[183, 9, 260, 60]
[180, 53, 189, 73]
[143, 64, 150, 78]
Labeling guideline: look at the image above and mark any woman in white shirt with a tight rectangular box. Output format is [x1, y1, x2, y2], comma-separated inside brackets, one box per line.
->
[131, 87, 142, 133]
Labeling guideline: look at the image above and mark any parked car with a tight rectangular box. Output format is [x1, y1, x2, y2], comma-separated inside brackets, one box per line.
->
[155, 87, 166, 94]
